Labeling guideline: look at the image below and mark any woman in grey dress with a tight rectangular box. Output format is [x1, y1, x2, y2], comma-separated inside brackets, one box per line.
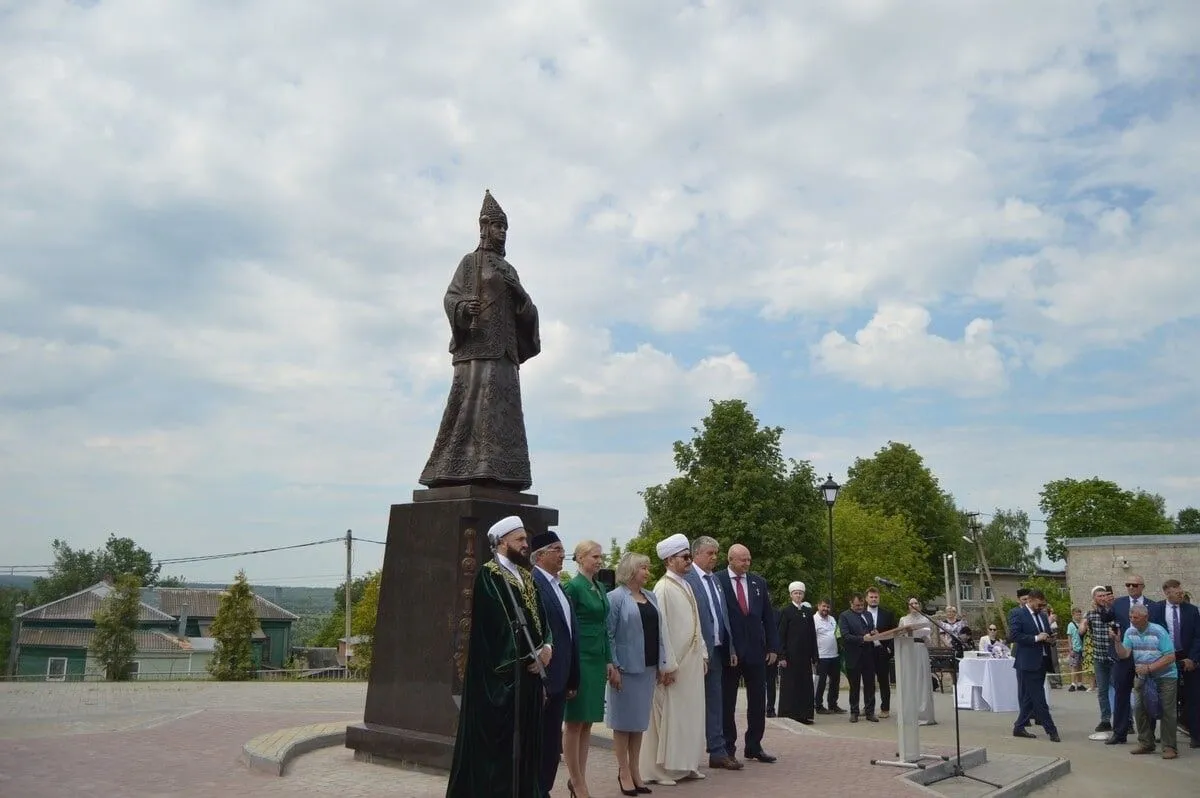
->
[606, 552, 667, 796]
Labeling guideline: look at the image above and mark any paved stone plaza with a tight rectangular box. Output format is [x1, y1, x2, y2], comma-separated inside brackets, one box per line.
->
[0, 680, 1195, 796]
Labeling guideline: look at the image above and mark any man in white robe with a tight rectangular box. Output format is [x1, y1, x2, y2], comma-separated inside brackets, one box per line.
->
[641, 533, 709, 785]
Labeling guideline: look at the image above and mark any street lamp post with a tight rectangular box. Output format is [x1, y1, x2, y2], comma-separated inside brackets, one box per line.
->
[820, 474, 840, 608]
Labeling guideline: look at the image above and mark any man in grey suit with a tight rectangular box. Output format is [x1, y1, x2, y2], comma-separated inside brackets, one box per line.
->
[685, 535, 744, 771]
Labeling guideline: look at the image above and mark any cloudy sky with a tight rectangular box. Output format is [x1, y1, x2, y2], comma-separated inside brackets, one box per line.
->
[3, 1, 1198, 588]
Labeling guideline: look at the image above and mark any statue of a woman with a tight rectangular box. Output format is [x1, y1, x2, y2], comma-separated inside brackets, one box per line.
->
[419, 191, 540, 491]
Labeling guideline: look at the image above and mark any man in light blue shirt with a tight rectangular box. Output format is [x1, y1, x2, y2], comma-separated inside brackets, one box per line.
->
[1113, 603, 1178, 758]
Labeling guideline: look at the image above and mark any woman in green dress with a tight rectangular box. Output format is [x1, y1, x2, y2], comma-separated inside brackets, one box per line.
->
[562, 540, 611, 798]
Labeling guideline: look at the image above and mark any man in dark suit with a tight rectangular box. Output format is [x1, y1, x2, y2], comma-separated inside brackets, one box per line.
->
[718, 543, 780, 763]
[864, 587, 896, 718]
[1108, 575, 1150, 744]
[683, 536, 743, 770]
[1007, 587, 1031, 727]
[530, 532, 580, 798]
[838, 592, 879, 722]
[1150, 578, 1200, 747]
[1010, 589, 1060, 742]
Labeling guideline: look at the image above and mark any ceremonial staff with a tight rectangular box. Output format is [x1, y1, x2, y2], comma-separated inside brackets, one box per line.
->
[499, 570, 548, 797]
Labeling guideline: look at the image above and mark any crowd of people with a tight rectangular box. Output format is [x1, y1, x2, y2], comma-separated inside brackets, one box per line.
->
[445, 517, 1199, 797]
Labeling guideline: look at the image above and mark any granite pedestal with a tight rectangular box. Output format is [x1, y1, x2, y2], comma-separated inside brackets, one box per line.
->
[345, 486, 558, 770]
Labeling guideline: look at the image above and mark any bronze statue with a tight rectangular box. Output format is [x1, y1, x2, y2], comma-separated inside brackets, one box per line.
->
[419, 190, 540, 491]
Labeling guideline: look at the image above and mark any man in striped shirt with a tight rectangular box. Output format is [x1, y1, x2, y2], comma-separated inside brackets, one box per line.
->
[1113, 603, 1178, 759]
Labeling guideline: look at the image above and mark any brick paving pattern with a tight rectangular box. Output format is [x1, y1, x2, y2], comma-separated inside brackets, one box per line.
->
[1, 680, 1196, 796]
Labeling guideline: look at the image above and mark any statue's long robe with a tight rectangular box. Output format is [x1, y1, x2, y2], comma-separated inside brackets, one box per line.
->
[420, 249, 540, 491]
[447, 560, 551, 798]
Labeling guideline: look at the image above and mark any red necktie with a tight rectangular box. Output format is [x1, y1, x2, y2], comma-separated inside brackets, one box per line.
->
[736, 576, 750, 615]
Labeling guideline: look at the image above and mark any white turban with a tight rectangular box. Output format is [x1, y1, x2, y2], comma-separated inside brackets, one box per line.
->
[789, 581, 806, 594]
[487, 515, 525, 545]
[656, 533, 690, 560]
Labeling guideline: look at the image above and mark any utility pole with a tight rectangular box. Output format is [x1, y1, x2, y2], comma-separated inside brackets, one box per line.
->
[344, 529, 353, 671]
[942, 553, 953, 609]
[967, 513, 1000, 633]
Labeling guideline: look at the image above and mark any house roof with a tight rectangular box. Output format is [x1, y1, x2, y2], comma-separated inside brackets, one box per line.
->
[18, 627, 191, 652]
[18, 583, 176, 623]
[148, 588, 298, 621]
[18, 582, 298, 623]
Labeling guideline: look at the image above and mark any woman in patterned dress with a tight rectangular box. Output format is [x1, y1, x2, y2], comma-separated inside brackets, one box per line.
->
[562, 540, 610, 798]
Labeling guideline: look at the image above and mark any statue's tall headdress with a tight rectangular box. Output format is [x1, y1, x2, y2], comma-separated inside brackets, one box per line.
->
[479, 189, 507, 224]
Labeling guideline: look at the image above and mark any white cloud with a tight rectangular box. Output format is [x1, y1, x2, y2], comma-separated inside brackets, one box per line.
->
[525, 321, 757, 420]
[0, 1, 1196, 583]
[812, 304, 1007, 396]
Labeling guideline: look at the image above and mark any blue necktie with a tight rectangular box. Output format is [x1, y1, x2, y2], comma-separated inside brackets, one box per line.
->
[704, 574, 723, 645]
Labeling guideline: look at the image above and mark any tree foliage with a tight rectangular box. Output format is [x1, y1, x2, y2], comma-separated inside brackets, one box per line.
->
[628, 400, 825, 606]
[1176, 507, 1200, 535]
[830, 499, 934, 614]
[958, 509, 1041, 572]
[91, 574, 142, 681]
[349, 571, 381, 676]
[841, 442, 961, 596]
[208, 570, 259, 681]
[1039, 477, 1175, 561]
[31, 535, 161, 606]
[312, 574, 373, 647]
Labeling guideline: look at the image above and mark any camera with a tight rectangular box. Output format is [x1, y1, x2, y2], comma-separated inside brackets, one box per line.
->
[1109, 621, 1121, 636]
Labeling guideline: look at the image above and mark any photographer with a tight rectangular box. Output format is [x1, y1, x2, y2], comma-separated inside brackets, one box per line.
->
[1079, 586, 1118, 736]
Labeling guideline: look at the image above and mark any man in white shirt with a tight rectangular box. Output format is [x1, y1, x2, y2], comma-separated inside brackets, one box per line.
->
[813, 599, 844, 714]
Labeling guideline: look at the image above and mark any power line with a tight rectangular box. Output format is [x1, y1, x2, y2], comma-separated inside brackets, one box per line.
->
[157, 536, 344, 565]
[352, 536, 387, 545]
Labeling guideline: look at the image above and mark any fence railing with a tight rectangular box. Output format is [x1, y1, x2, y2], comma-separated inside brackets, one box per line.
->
[0, 667, 365, 683]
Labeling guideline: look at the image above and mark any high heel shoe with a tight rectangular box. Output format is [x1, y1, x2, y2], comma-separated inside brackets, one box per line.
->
[634, 785, 653, 794]
[567, 779, 576, 798]
[617, 773, 638, 797]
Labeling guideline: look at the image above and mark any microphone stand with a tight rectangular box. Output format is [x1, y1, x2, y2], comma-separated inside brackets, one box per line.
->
[869, 582, 998, 789]
[497, 564, 549, 798]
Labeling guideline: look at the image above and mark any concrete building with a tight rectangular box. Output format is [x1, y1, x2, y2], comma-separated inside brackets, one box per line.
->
[1062, 534, 1200, 608]
[930, 565, 1067, 630]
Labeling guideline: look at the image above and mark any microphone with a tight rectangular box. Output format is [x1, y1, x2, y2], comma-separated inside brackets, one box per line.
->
[874, 576, 902, 589]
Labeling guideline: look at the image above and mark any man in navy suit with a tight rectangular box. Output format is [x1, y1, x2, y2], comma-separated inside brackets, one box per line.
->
[718, 543, 780, 763]
[1108, 575, 1150, 744]
[1150, 578, 1200, 747]
[837, 592, 879, 722]
[684, 536, 743, 770]
[1010, 589, 1061, 742]
[530, 532, 580, 798]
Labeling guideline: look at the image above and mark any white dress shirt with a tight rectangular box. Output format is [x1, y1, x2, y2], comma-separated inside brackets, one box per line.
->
[535, 566, 572, 633]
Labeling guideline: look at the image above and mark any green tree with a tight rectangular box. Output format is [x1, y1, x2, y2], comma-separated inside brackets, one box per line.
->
[841, 442, 961, 596]
[1, 586, 27, 675]
[349, 571, 381, 676]
[831, 499, 934, 613]
[959, 509, 1041, 572]
[90, 574, 142, 681]
[1039, 478, 1175, 561]
[605, 536, 625, 569]
[312, 574, 372, 647]
[998, 576, 1071, 637]
[208, 570, 259, 681]
[30, 535, 161, 605]
[1176, 507, 1200, 535]
[628, 399, 825, 605]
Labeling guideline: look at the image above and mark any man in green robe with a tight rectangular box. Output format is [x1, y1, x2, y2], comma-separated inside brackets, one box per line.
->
[447, 515, 554, 797]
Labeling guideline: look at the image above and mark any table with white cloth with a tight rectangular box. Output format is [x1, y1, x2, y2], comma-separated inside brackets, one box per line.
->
[955, 657, 1051, 712]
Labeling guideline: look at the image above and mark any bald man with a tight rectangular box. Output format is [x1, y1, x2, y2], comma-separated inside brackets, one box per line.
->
[718, 544, 781, 763]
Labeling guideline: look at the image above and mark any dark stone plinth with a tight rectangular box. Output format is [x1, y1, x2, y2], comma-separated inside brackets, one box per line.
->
[346, 485, 558, 770]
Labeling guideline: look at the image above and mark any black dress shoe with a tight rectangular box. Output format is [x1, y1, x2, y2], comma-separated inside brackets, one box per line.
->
[1013, 729, 1036, 739]
[1104, 736, 1127, 745]
[745, 750, 777, 763]
[865, 714, 880, 722]
[1049, 734, 1061, 742]
[799, 718, 814, 725]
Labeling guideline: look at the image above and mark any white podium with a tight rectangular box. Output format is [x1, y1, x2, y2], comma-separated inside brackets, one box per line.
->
[870, 630, 945, 770]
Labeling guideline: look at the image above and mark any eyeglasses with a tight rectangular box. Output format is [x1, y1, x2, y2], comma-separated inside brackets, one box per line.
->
[988, 627, 997, 631]
[1125, 583, 1143, 588]
[675, 553, 692, 561]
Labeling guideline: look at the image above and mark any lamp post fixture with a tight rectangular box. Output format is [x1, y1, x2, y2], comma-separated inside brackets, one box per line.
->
[820, 474, 840, 608]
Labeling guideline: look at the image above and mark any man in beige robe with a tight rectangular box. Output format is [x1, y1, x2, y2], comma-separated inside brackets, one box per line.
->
[641, 533, 709, 785]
